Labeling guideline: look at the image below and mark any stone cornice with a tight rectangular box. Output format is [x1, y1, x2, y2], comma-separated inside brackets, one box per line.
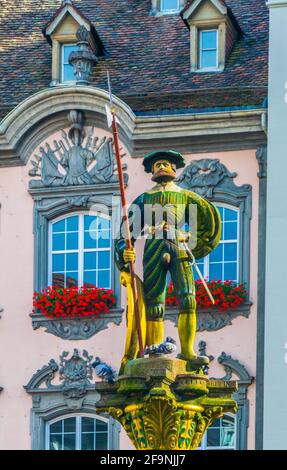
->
[267, 0, 287, 8]
[0, 86, 267, 167]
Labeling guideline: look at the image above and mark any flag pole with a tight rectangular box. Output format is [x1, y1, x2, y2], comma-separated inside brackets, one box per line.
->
[107, 72, 144, 358]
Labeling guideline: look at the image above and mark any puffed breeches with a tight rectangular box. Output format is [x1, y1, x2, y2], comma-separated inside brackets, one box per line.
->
[143, 238, 196, 321]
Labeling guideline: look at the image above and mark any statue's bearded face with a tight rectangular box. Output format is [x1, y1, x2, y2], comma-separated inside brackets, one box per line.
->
[151, 159, 176, 183]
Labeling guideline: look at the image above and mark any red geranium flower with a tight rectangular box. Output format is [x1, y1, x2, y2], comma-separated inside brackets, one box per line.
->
[33, 286, 116, 318]
[165, 280, 247, 311]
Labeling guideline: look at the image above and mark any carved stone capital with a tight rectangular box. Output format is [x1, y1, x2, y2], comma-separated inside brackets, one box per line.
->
[96, 357, 237, 450]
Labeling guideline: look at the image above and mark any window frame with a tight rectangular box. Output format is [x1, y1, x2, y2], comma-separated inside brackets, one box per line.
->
[199, 413, 237, 450]
[198, 28, 219, 71]
[45, 413, 110, 451]
[160, 0, 180, 13]
[48, 211, 112, 289]
[61, 43, 78, 84]
[195, 203, 240, 283]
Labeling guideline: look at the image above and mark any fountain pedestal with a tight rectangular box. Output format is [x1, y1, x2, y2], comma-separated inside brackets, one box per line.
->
[96, 356, 237, 450]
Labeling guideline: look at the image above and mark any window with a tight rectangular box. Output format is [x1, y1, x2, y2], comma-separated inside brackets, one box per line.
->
[49, 213, 112, 289]
[194, 205, 239, 282]
[160, 0, 179, 12]
[182, 0, 240, 73]
[199, 29, 218, 70]
[61, 44, 78, 82]
[199, 414, 236, 450]
[46, 415, 109, 450]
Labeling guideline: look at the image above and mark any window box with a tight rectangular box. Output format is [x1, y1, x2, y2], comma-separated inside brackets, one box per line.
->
[166, 280, 248, 310]
[31, 285, 123, 340]
[30, 307, 124, 340]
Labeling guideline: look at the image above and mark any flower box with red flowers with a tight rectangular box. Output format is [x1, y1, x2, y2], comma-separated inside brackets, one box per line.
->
[33, 286, 117, 318]
[165, 280, 250, 332]
[166, 280, 247, 310]
[31, 286, 123, 340]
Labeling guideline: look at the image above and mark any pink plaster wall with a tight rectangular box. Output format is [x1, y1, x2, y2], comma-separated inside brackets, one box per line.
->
[0, 126, 258, 450]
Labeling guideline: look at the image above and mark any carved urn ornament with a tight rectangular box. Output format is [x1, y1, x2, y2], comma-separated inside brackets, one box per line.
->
[69, 26, 98, 84]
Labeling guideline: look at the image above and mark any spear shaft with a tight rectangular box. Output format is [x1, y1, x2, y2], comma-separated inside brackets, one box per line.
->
[111, 111, 144, 358]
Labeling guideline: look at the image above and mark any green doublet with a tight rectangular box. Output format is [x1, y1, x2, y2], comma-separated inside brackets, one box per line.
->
[115, 182, 221, 320]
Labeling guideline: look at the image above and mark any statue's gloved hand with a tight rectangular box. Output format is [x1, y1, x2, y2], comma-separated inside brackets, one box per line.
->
[123, 248, 136, 264]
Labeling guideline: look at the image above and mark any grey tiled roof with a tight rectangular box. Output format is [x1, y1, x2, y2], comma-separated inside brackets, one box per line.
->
[0, 0, 268, 117]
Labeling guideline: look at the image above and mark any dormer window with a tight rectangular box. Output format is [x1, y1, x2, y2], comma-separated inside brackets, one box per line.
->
[160, 0, 180, 12]
[43, 1, 106, 86]
[182, 0, 241, 73]
[61, 44, 78, 82]
[199, 29, 218, 70]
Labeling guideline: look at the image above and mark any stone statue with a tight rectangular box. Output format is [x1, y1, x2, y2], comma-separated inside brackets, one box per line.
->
[115, 150, 221, 368]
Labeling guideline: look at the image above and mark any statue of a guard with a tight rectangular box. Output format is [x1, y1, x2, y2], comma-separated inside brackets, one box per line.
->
[115, 150, 221, 364]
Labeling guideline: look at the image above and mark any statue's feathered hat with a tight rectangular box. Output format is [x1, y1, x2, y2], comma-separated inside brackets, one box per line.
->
[142, 150, 185, 173]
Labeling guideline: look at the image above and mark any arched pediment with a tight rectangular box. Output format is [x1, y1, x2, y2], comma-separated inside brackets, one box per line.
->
[0, 86, 135, 166]
[0, 84, 267, 166]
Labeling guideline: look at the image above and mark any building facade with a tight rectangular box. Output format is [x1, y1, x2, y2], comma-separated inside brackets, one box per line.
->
[0, 0, 268, 450]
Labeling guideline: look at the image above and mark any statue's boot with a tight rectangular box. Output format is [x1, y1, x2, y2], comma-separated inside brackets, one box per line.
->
[146, 321, 164, 347]
[177, 312, 209, 366]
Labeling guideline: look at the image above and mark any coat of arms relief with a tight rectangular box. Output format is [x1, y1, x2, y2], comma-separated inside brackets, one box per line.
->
[29, 110, 124, 188]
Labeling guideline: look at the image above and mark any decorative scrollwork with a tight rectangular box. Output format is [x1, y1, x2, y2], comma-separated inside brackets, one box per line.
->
[31, 309, 123, 340]
[165, 304, 251, 331]
[176, 159, 237, 198]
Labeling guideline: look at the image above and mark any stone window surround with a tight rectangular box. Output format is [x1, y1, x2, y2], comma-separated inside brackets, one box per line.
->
[196, 203, 240, 283]
[29, 185, 124, 340]
[24, 350, 121, 450]
[176, 158, 252, 294]
[216, 352, 254, 450]
[209, 189, 251, 291]
[189, 20, 226, 72]
[30, 184, 122, 303]
[60, 43, 78, 84]
[48, 211, 113, 290]
[199, 412, 236, 450]
[45, 412, 110, 450]
[198, 28, 219, 71]
[198, 342, 254, 450]
[32, 404, 120, 450]
[50, 35, 77, 86]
